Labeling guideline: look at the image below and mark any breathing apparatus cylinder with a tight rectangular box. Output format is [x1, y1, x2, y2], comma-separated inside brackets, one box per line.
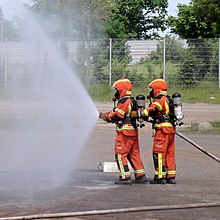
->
[172, 92, 184, 124]
[136, 94, 145, 109]
[136, 94, 146, 128]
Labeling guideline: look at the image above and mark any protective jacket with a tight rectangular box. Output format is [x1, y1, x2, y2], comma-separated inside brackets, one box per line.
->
[108, 96, 137, 136]
[143, 79, 176, 180]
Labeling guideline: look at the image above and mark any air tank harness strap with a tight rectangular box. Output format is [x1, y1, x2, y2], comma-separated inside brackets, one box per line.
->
[117, 117, 136, 128]
[154, 116, 171, 123]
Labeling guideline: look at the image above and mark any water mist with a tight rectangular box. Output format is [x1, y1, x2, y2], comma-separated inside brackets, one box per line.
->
[0, 13, 98, 191]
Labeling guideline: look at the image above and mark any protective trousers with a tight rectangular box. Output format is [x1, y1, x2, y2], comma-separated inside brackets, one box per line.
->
[115, 132, 145, 180]
[152, 129, 176, 179]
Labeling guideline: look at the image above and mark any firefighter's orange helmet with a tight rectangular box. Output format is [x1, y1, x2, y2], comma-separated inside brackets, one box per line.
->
[112, 78, 132, 99]
[148, 79, 168, 98]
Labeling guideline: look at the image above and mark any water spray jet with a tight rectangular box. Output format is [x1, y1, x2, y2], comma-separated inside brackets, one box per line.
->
[0, 13, 98, 191]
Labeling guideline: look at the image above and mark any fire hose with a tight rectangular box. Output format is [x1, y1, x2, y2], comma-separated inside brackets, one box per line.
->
[176, 132, 220, 164]
[0, 202, 220, 219]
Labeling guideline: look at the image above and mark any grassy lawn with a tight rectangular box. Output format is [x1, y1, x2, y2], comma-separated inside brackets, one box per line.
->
[88, 83, 220, 104]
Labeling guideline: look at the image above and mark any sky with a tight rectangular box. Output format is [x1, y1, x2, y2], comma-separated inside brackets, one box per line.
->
[0, 0, 191, 19]
[168, 0, 191, 16]
[0, 0, 28, 19]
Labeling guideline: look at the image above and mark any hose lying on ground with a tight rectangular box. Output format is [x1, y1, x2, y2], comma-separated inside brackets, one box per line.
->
[0, 202, 220, 220]
[176, 132, 220, 164]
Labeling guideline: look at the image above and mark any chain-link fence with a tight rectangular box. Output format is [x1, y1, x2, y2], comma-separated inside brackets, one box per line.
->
[0, 38, 220, 89]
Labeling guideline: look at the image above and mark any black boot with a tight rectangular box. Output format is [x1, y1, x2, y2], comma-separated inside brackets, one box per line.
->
[150, 178, 167, 184]
[115, 177, 132, 185]
[166, 177, 176, 184]
[133, 175, 147, 184]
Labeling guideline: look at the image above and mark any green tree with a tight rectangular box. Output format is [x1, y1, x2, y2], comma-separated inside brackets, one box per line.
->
[91, 38, 131, 83]
[178, 45, 203, 87]
[91, 0, 169, 84]
[26, 0, 114, 39]
[148, 35, 185, 62]
[177, 39, 219, 87]
[108, 0, 168, 39]
[26, 0, 114, 86]
[168, 1, 220, 87]
[25, 0, 170, 85]
[169, 0, 220, 38]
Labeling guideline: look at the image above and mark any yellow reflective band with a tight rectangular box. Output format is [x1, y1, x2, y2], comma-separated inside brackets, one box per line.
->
[118, 154, 125, 179]
[154, 122, 173, 128]
[158, 153, 163, 178]
[165, 100, 169, 115]
[122, 124, 135, 130]
[116, 124, 136, 131]
[160, 91, 167, 95]
[143, 109, 148, 116]
[167, 170, 176, 175]
[112, 78, 131, 87]
[116, 126, 122, 130]
[155, 171, 166, 175]
[134, 169, 145, 174]
[115, 108, 125, 115]
[154, 102, 162, 110]
[149, 79, 166, 86]
[120, 171, 130, 177]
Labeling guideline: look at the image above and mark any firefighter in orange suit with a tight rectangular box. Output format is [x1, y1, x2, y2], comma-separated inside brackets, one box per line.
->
[99, 78, 147, 185]
[132, 79, 176, 184]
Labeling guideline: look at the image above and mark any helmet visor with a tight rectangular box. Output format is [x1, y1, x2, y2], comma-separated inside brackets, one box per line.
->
[112, 88, 119, 101]
[148, 87, 154, 98]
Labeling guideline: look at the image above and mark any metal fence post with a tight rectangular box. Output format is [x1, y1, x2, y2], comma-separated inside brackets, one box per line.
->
[219, 38, 220, 89]
[0, 7, 3, 87]
[109, 38, 112, 87]
[4, 38, 7, 88]
[163, 38, 166, 80]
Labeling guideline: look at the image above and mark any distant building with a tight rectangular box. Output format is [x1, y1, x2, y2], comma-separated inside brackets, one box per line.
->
[0, 40, 159, 64]
[126, 40, 158, 64]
